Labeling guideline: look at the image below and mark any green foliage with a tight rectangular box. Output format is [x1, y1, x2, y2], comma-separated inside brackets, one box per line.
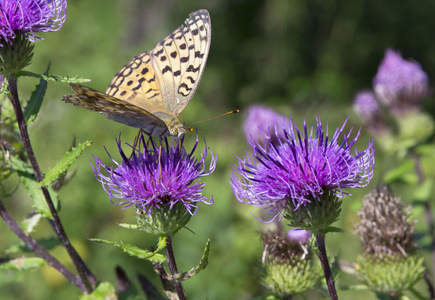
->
[17, 70, 90, 83]
[79, 282, 116, 300]
[39, 140, 92, 187]
[89, 238, 166, 263]
[0, 257, 47, 271]
[9, 156, 60, 218]
[176, 238, 210, 281]
[24, 63, 49, 124]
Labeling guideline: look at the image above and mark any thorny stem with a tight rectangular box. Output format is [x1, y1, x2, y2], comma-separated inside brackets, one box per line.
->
[316, 231, 338, 300]
[410, 150, 435, 298]
[165, 234, 186, 300]
[7, 77, 94, 293]
[0, 197, 85, 290]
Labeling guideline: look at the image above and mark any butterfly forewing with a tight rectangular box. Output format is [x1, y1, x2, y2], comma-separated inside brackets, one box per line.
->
[106, 52, 165, 112]
[151, 9, 211, 116]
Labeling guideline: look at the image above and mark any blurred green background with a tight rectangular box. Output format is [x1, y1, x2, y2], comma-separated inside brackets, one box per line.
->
[2, 0, 435, 299]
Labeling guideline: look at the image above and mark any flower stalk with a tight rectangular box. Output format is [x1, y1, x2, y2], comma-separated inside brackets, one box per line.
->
[165, 234, 186, 300]
[315, 231, 337, 300]
[7, 76, 94, 294]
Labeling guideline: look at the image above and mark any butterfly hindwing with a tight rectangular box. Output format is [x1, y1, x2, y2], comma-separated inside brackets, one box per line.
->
[64, 84, 167, 134]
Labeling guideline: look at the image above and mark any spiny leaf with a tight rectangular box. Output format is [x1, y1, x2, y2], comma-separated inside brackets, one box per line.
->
[9, 156, 61, 218]
[176, 238, 210, 281]
[24, 63, 49, 124]
[89, 238, 166, 263]
[39, 141, 92, 187]
[0, 257, 47, 271]
[16, 70, 90, 83]
[117, 223, 139, 230]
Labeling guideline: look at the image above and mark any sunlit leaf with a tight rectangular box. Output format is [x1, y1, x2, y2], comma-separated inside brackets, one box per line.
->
[16, 71, 90, 83]
[21, 213, 42, 234]
[89, 238, 166, 263]
[23, 63, 49, 124]
[176, 238, 210, 281]
[0, 257, 47, 271]
[80, 282, 116, 300]
[39, 141, 92, 187]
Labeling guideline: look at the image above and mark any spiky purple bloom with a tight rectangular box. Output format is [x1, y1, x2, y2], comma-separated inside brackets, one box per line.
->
[230, 117, 375, 219]
[373, 49, 429, 115]
[354, 90, 388, 135]
[92, 132, 216, 216]
[0, 0, 67, 46]
[243, 105, 287, 144]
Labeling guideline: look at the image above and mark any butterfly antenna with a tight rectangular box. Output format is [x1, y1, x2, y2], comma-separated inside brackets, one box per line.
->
[187, 110, 239, 129]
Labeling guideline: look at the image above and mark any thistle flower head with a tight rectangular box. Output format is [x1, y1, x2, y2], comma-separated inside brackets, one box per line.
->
[92, 132, 216, 217]
[355, 186, 424, 295]
[259, 229, 320, 296]
[0, 0, 67, 46]
[373, 49, 429, 115]
[353, 90, 389, 136]
[231, 116, 375, 221]
[355, 185, 416, 258]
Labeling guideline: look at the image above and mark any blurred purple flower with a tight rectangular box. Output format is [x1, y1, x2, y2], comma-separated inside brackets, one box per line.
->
[373, 49, 429, 114]
[287, 229, 311, 243]
[243, 105, 287, 144]
[92, 132, 216, 216]
[230, 116, 375, 219]
[354, 90, 388, 135]
[0, 0, 67, 46]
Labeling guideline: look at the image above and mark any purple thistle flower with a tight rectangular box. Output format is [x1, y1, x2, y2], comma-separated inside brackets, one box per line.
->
[0, 0, 67, 46]
[353, 90, 388, 135]
[373, 49, 429, 115]
[92, 132, 216, 216]
[230, 116, 375, 220]
[243, 105, 287, 144]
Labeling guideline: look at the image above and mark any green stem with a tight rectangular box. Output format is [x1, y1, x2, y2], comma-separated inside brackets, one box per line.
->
[7, 76, 94, 293]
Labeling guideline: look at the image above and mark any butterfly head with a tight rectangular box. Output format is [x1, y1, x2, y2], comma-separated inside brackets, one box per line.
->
[168, 122, 186, 140]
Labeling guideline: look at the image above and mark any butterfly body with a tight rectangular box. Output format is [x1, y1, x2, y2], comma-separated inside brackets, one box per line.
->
[63, 9, 211, 139]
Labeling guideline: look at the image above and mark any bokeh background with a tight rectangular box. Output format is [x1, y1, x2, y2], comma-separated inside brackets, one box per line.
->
[2, 0, 435, 299]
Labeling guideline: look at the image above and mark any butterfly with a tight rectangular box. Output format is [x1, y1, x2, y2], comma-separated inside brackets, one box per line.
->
[63, 9, 211, 139]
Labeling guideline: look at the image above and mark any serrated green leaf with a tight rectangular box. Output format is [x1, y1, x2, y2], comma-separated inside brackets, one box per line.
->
[9, 156, 61, 218]
[20, 175, 60, 218]
[5, 237, 61, 254]
[16, 70, 90, 83]
[80, 282, 116, 300]
[39, 141, 92, 187]
[90, 238, 166, 263]
[176, 238, 210, 281]
[9, 155, 33, 174]
[21, 213, 42, 234]
[0, 257, 47, 271]
[24, 63, 49, 124]
[117, 223, 139, 230]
